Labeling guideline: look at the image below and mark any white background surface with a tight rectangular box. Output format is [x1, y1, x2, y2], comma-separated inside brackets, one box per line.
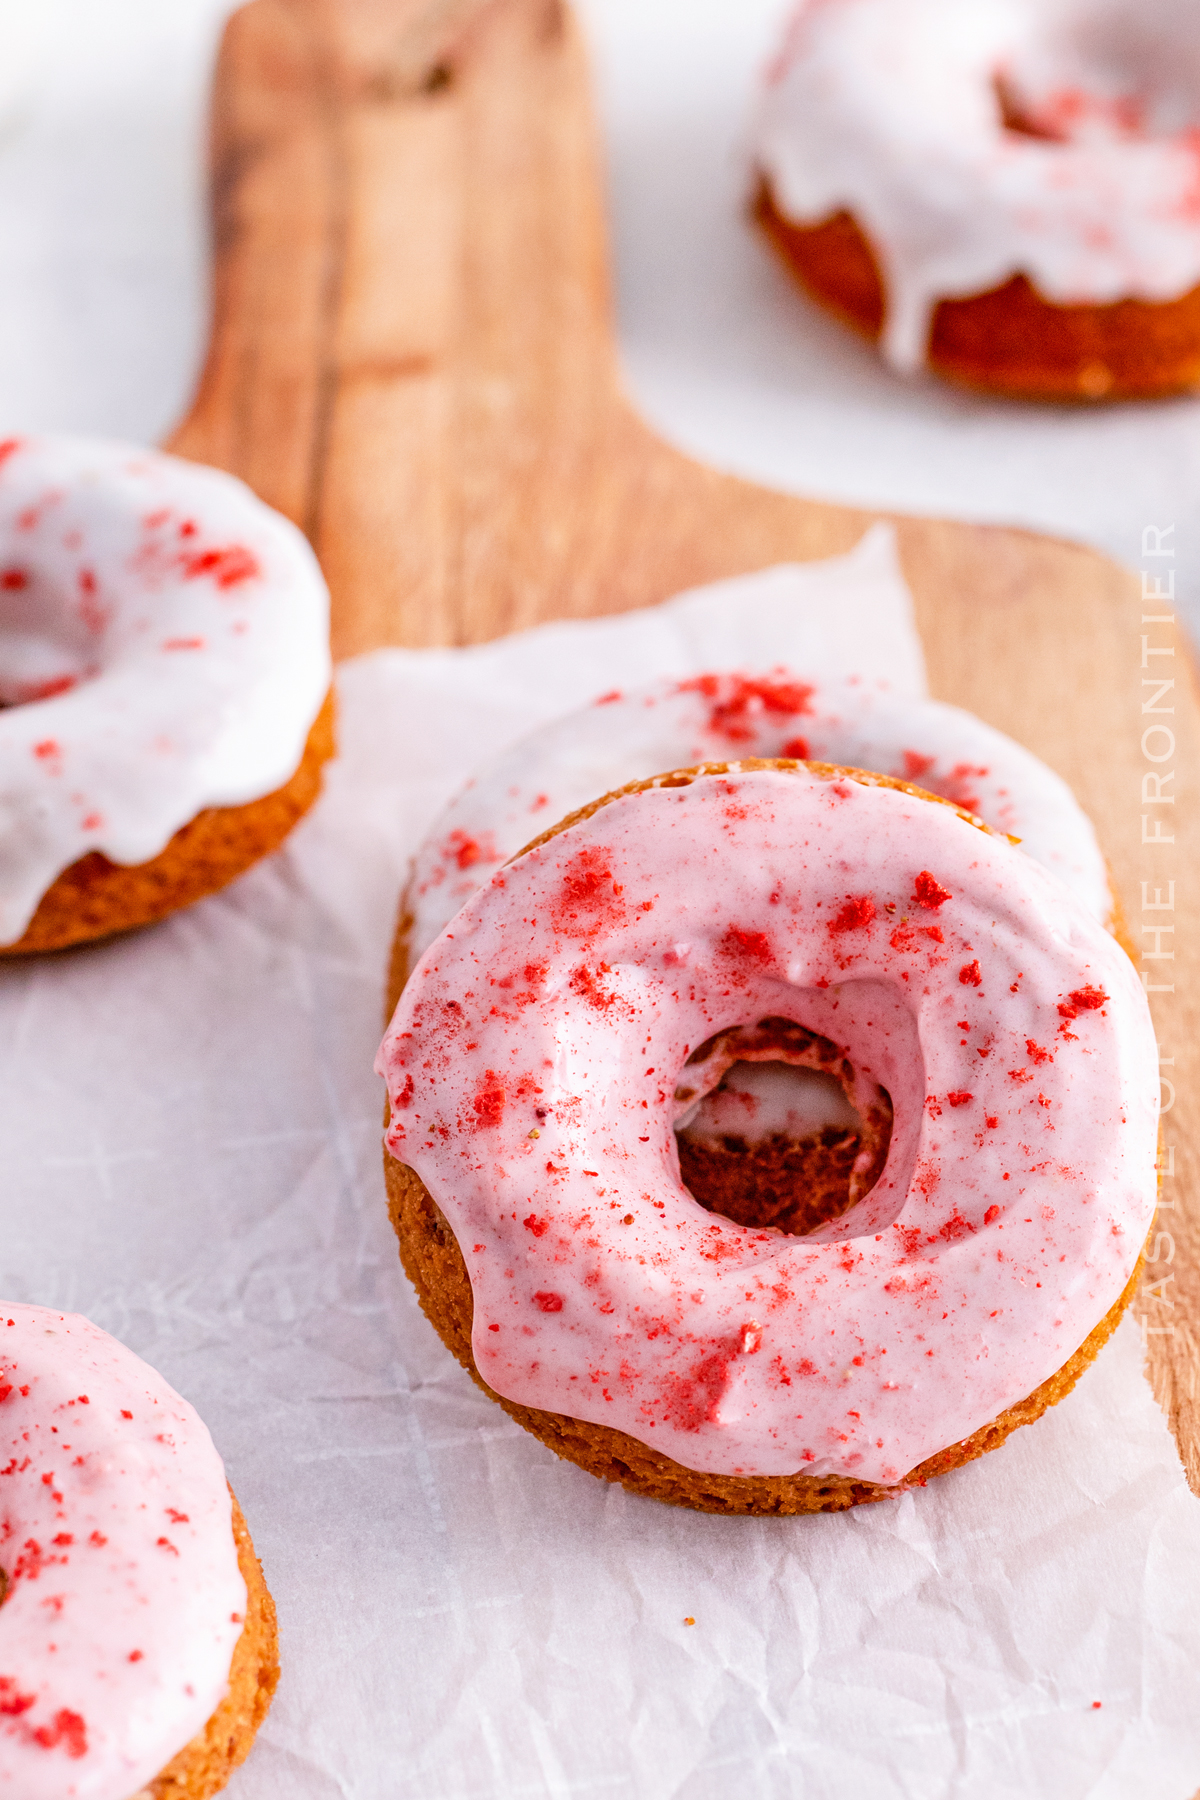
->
[1, 4, 1199, 1798]
[0, 0, 1196, 633]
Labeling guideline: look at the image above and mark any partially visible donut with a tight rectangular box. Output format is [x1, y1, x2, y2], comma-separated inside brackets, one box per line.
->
[393, 669, 1113, 1008]
[754, 0, 1200, 400]
[377, 761, 1157, 1512]
[0, 1304, 278, 1799]
[0, 436, 333, 953]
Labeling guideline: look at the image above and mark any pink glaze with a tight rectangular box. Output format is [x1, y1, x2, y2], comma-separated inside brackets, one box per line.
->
[0, 435, 330, 944]
[405, 670, 1111, 968]
[0, 1305, 245, 1798]
[757, 0, 1200, 371]
[378, 767, 1158, 1484]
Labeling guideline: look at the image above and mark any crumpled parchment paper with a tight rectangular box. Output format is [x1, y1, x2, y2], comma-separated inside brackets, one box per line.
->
[2, 530, 1198, 1800]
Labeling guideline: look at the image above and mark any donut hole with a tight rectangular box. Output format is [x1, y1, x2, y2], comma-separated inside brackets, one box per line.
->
[0, 566, 102, 707]
[997, 7, 1200, 147]
[674, 1019, 893, 1239]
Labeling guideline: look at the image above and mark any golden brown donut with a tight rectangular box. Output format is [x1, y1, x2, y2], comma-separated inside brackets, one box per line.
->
[382, 762, 1153, 1513]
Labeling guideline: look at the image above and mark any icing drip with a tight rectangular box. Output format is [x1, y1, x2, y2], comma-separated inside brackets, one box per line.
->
[755, 0, 1200, 369]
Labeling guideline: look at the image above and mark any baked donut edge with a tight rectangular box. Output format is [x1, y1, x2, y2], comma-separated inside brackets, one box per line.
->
[134, 1490, 280, 1800]
[381, 761, 1152, 1514]
[754, 182, 1200, 403]
[2, 690, 336, 958]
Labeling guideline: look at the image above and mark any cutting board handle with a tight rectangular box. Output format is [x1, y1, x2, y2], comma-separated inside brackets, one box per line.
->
[167, 0, 1194, 1485]
[170, 0, 669, 648]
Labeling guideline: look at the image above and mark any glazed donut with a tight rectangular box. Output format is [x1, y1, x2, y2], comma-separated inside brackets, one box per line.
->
[377, 762, 1157, 1512]
[0, 1304, 277, 1798]
[0, 435, 333, 954]
[755, 0, 1200, 399]
[394, 669, 1112, 1003]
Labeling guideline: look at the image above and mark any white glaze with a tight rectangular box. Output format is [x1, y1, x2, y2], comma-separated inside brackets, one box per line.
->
[755, 0, 1200, 369]
[379, 767, 1157, 1484]
[681, 1061, 862, 1146]
[0, 435, 331, 944]
[0, 1305, 245, 1799]
[405, 670, 1111, 966]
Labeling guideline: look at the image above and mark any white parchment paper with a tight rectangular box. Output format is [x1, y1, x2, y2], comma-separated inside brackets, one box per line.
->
[3, 533, 1199, 1799]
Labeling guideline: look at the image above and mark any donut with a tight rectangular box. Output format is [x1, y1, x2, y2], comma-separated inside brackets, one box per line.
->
[376, 761, 1158, 1513]
[0, 1303, 277, 1797]
[393, 669, 1115, 1005]
[0, 435, 333, 955]
[754, 0, 1200, 400]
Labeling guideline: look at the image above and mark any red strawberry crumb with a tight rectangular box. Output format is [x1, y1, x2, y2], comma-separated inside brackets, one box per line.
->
[471, 1072, 505, 1129]
[1058, 985, 1109, 1020]
[912, 871, 952, 909]
[32, 1709, 87, 1757]
[830, 896, 876, 933]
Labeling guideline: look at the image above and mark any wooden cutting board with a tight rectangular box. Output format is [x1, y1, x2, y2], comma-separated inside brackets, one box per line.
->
[168, 0, 1200, 1489]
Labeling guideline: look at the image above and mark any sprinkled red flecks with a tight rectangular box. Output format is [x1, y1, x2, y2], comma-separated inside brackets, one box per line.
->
[569, 962, 632, 1014]
[31, 1708, 88, 1757]
[959, 960, 983, 987]
[829, 895, 876, 933]
[470, 1071, 507, 1130]
[0, 1677, 36, 1716]
[912, 871, 952, 910]
[552, 846, 626, 938]
[179, 544, 260, 589]
[445, 829, 498, 871]
[720, 925, 773, 966]
[678, 672, 815, 743]
[1058, 985, 1109, 1021]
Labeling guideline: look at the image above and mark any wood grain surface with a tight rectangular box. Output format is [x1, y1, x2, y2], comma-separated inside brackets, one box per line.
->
[169, 0, 1200, 1489]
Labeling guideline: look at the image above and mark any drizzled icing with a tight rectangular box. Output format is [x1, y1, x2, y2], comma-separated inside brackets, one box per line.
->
[405, 670, 1111, 967]
[0, 1305, 245, 1798]
[755, 0, 1200, 369]
[0, 435, 331, 944]
[378, 767, 1157, 1483]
